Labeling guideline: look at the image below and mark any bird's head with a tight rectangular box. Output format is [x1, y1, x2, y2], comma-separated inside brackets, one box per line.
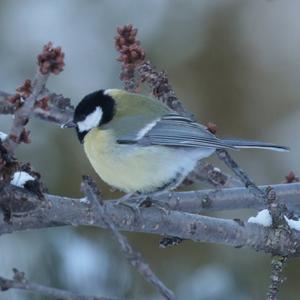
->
[64, 90, 115, 142]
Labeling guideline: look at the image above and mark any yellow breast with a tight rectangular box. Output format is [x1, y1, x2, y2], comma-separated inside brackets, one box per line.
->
[83, 128, 197, 193]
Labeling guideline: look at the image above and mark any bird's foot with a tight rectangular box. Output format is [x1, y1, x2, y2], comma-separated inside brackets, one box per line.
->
[114, 193, 144, 221]
[130, 193, 171, 217]
[114, 193, 135, 206]
[114, 192, 171, 217]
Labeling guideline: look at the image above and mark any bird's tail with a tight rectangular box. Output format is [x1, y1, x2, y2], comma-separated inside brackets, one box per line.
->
[222, 139, 289, 152]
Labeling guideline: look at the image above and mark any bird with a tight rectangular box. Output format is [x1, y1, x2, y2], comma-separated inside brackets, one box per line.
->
[64, 89, 289, 194]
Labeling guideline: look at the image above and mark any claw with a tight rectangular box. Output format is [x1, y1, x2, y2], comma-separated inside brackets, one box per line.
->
[114, 193, 143, 223]
[114, 192, 171, 218]
[114, 193, 135, 206]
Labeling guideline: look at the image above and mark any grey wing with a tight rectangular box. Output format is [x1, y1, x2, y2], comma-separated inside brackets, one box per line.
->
[117, 114, 235, 149]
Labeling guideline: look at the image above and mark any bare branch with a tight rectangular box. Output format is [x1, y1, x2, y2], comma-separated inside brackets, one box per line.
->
[3, 182, 300, 220]
[267, 256, 287, 300]
[115, 24, 145, 91]
[137, 61, 194, 119]
[81, 176, 176, 300]
[0, 91, 74, 125]
[183, 161, 242, 188]
[3, 42, 66, 152]
[0, 91, 11, 98]
[1, 184, 300, 257]
[149, 182, 300, 214]
[34, 91, 74, 124]
[0, 92, 16, 114]
[263, 187, 289, 299]
[0, 268, 119, 300]
[115, 24, 193, 119]
[216, 149, 266, 201]
[4, 72, 49, 152]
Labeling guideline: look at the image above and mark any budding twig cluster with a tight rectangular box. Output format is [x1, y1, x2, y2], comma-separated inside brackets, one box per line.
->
[115, 24, 145, 91]
[37, 42, 65, 75]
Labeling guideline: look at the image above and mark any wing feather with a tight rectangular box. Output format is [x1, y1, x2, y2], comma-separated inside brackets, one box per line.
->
[117, 114, 235, 149]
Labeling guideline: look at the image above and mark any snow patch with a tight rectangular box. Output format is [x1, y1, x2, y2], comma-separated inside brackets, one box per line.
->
[284, 216, 300, 231]
[248, 209, 272, 227]
[80, 197, 90, 204]
[0, 131, 7, 141]
[10, 171, 35, 188]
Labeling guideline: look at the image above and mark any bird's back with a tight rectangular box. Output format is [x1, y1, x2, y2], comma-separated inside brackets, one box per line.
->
[102, 89, 172, 138]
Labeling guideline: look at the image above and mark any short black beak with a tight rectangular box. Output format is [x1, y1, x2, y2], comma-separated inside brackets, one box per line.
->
[62, 120, 77, 128]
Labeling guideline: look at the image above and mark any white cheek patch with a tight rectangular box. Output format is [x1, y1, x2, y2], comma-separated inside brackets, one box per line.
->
[77, 106, 103, 132]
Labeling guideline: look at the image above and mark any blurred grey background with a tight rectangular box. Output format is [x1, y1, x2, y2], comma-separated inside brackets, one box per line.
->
[0, 0, 299, 299]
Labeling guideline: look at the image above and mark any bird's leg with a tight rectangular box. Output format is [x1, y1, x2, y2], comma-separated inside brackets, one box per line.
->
[114, 191, 172, 219]
[115, 192, 135, 205]
[115, 192, 149, 210]
[119, 192, 156, 207]
[114, 193, 144, 221]
[114, 192, 143, 214]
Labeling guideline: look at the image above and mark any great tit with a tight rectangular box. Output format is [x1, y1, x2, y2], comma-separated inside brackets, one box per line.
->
[64, 89, 288, 194]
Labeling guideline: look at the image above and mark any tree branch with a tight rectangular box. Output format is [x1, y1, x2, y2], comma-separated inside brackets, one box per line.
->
[264, 187, 289, 299]
[147, 182, 300, 215]
[216, 149, 266, 201]
[2, 182, 300, 221]
[3, 43, 66, 152]
[4, 72, 49, 152]
[82, 176, 175, 300]
[267, 256, 287, 300]
[0, 268, 119, 300]
[0, 90, 73, 125]
[1, 184, 300, 257]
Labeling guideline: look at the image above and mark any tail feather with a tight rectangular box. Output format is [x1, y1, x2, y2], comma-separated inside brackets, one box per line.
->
[222, 139, 289, 152]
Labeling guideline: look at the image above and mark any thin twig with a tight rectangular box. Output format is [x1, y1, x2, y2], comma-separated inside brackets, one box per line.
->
[115, 24, 145, 92]
[183, 161, 242, 188]
[4, 72, 49, 152]
[4, 42, 65, 152]
[0, 91, 11, 98]
[137, 61, 194, 119]
[266, 256, 287, 300]
[115, 24, 193, 118]
[81, 176, 176, 300]
[0, 268, 119, 300]
[264, 187, 289, 300]
[216, 149, 266, 201]
[0, 90, 74, 125]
